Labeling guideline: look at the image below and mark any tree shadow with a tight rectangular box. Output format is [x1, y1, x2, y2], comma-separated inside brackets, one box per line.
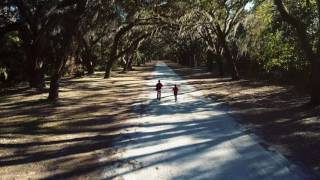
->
[166, 61, 320, 176]
[0, 66, 155, 178]
[0, 61, 318, 179]
[98, 93, 314, 179]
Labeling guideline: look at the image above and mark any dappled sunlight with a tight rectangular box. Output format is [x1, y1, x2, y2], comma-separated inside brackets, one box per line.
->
[166, 61, 320, 174]
[0, 64, 154, 179]
[0, 61, 316, 179]
[103, 61, 308, 180]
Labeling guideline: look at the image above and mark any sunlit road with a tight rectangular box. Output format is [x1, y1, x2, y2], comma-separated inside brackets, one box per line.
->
[102, 61, 311, 180]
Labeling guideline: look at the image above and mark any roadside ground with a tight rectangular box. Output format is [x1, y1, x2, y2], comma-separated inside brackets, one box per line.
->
[166, 61, 320, 175]
[0, 63, 154, 179]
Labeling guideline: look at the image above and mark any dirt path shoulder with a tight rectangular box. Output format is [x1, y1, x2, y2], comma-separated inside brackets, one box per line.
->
[0, 63, 154, 179]
[166, 61, 320, 175]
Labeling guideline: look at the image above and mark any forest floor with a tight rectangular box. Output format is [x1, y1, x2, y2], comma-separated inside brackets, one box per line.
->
[0, 63, 154, 179]
[166, 61, 320, 175]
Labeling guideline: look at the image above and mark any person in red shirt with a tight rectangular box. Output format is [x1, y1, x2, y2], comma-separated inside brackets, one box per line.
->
[173, 84, 178, 102]
[156, 80, 163, 100]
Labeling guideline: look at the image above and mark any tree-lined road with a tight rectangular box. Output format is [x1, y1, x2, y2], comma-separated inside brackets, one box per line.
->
[103, 61, 310, 180]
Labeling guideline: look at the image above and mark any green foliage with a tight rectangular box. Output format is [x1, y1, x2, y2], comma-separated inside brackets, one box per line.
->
[263, 31, 298, 72]
[0, 0, 316, 97]
[237, 0, 310, 80]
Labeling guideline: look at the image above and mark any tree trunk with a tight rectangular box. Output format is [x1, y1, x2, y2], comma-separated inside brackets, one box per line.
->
[47, 25, 78, 101]
[86, 56, 95, 75]
[215, 25, 239, 80]
[27, 51, 45, 91]
[47, 0, 87, 101]
[214, 43, 224, 76]
[215, 54, 224, 76]
[231, 61, 240, 80]
[105, 41, 118, 78]
[193, 54, 197, 67]
[82, 39, 96, 75]
[122, 56, 128, 72]
[87, 63, 94, 75]
[48, 73, 60, 101]
[189, 51, 194, 67]
[216, 34, 239, 79]
[47, 55, 68, 101]
[104, 56, 115, 78]
[104, 23, 135, 78]
[128, 56, 133, 71]
[207, 51, 214, 72]
[18, 20, 47, 91]
[222, 44, 239, 80]
[123, 55, 134, 72]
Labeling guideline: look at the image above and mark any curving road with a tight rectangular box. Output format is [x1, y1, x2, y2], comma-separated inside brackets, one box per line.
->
[102, 61, 312, 180]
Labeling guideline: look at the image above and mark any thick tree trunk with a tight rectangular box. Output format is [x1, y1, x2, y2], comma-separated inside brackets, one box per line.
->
[122, 55, 129, 72]
[215, 25, 239, 80]
[122, 58, 128, 72]
[189, 51, 193, 67]
[47, 56, 67, 101]
[104, 67, 112, 78]
[231, 62, 240, 80]
[105, 42, 119, 78]
[82, 41, 96, 75]
[123, 55, 134, 72]
[27, 51, 45, 91]
[213, 43, 224, 76]
[104, 23, 135, 78]
[216, 32, 239, 80]
[87, 63, 95, 75]
[225, 49, 238, 79]
[104, 56, 115, 78]
[215, 54, 224, 76]
[47, 16, 82, 100]
[193, 54, 197, 67]
[128, 56, 133, 71]
[123, 65, 127, 72]
[207, 51, 214, 72]
[48, 73, 60, 101]
[222, 45, 239, 80]
[86, 56, 95, 75]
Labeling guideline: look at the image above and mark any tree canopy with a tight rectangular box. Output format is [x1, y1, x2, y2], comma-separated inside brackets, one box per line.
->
[1, 0, 319, 105]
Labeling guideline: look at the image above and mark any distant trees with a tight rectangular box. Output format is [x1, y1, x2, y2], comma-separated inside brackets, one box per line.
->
[154, 0, 250, 79]
[143, 0, 319, 105]
[103, 1, 161, 78]
[198, 0, 250, 80]
[1, 0, 319, 105]
[153, 0, 320, 105]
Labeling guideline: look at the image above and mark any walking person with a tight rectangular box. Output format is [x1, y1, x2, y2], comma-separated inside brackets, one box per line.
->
[156, 80, 163, 100]
[173, 84, 178, 102]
